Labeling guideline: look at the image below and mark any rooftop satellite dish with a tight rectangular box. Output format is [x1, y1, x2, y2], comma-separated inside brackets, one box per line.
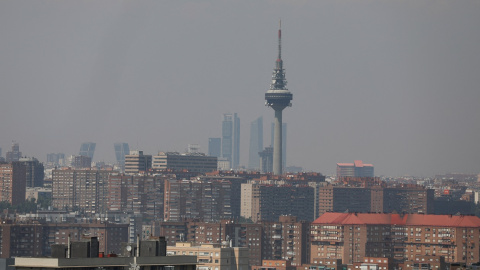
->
[126, 245, 132, 252]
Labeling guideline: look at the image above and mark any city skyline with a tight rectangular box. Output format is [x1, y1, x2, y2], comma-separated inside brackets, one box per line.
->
[1, 1, 479, 176]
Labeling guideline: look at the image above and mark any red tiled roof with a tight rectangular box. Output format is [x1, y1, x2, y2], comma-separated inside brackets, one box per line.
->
[354, 160, 363, 167]
[337, 163, 354, 167]
[313, 212, 480, 227]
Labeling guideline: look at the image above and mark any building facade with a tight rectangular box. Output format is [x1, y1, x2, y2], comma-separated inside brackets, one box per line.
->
[52, 168, 110, 213]
[249, 117, 263, 170]
[336, 161, 374, 178]
[6, 143, 22, 162]
[222, 113, 240, 169]
[164, 179, 232, 222]
[310, 212, 480, 267]
[241, 182, 314, 222]
[114, 143, 130, 170]
[208, 138, 222, 158]
[152, 152, 217, 174]
[0, 162, 26, 205]
[124, 150, 152, 174]
[79, 142, 96, 160]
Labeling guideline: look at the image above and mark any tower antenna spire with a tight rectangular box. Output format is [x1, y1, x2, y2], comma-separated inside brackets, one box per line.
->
[278, 19, 282, 61]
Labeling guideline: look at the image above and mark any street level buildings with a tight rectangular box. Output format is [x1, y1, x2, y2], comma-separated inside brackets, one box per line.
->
[168, 242, 249, 270]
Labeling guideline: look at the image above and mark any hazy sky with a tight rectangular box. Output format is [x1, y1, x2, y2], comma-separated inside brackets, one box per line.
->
[1, 0, 479, 177]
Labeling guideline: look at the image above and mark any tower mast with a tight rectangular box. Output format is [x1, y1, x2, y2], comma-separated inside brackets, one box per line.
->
[265, 21, 293, 175]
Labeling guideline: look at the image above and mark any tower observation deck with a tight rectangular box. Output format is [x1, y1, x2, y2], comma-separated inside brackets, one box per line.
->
[265, 21, 292, 175]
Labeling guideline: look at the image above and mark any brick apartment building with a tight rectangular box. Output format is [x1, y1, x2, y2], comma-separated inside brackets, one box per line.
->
[310, 212, 480, 268]
[318, 184, 434, 216]
[0, 162, 26, 205]
[145, 216, 309, 268]
[107, 173, 165, 221]
[164, 179, 232, 222]
[241, 182, 314, 222]
[52, 168, 110, 213]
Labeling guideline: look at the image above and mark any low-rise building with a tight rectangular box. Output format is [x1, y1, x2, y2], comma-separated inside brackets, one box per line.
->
[167, 242, 249, 270]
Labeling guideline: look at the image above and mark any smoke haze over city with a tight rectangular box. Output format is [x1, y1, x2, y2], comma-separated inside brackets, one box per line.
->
[1, 0, 479, 177]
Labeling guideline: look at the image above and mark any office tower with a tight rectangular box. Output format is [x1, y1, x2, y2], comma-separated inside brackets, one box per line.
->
[71, 155, 92, 169]
[259, 146, 273, 173]
[0, 147, 2, 157]
[0, 162, 26, 205]
[187, 144, 200, 153]
[46, 153, 65, 166]
[208, 138, 221, 157]
[265, 22, 292, 175]
[18, 157, 45, 187]
[221, 113, 240, 169]
[248, 117, 263, 170]
[124, 150, 152, 174]
[79, 142, 96, 160]
[6, 142, 22, 162]
[152, 152, 217, 173]
[336, 160, 374, 177]
[114, 143, 129, 169]
[270, 122, 287, 170]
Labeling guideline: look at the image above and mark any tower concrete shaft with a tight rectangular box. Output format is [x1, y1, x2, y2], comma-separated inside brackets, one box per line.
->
[265, 21, 292, 175]
[273, 108, 283, 175]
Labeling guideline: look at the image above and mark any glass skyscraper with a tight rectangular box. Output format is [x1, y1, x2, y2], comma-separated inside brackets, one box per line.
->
[248, 116, 263, 170]
[222, 113, 240, 169]
[114, 143, 130, 167]
[79, 142, 96, 160]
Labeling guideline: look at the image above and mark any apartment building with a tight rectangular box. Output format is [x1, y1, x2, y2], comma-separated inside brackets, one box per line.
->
[318, 185, 434, 216]
[310, 212, 480, 268]
[52, 168, 110, 213]
[164, 179, 232, 222]
[107, 173, 165, 220]
[0, 162, 26, 205]
[241, 182, 314, 222]
[261, 216, 310, 266]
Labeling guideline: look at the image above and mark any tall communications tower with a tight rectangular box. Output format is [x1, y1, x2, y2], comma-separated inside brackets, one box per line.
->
[265, 21, 292, 175]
